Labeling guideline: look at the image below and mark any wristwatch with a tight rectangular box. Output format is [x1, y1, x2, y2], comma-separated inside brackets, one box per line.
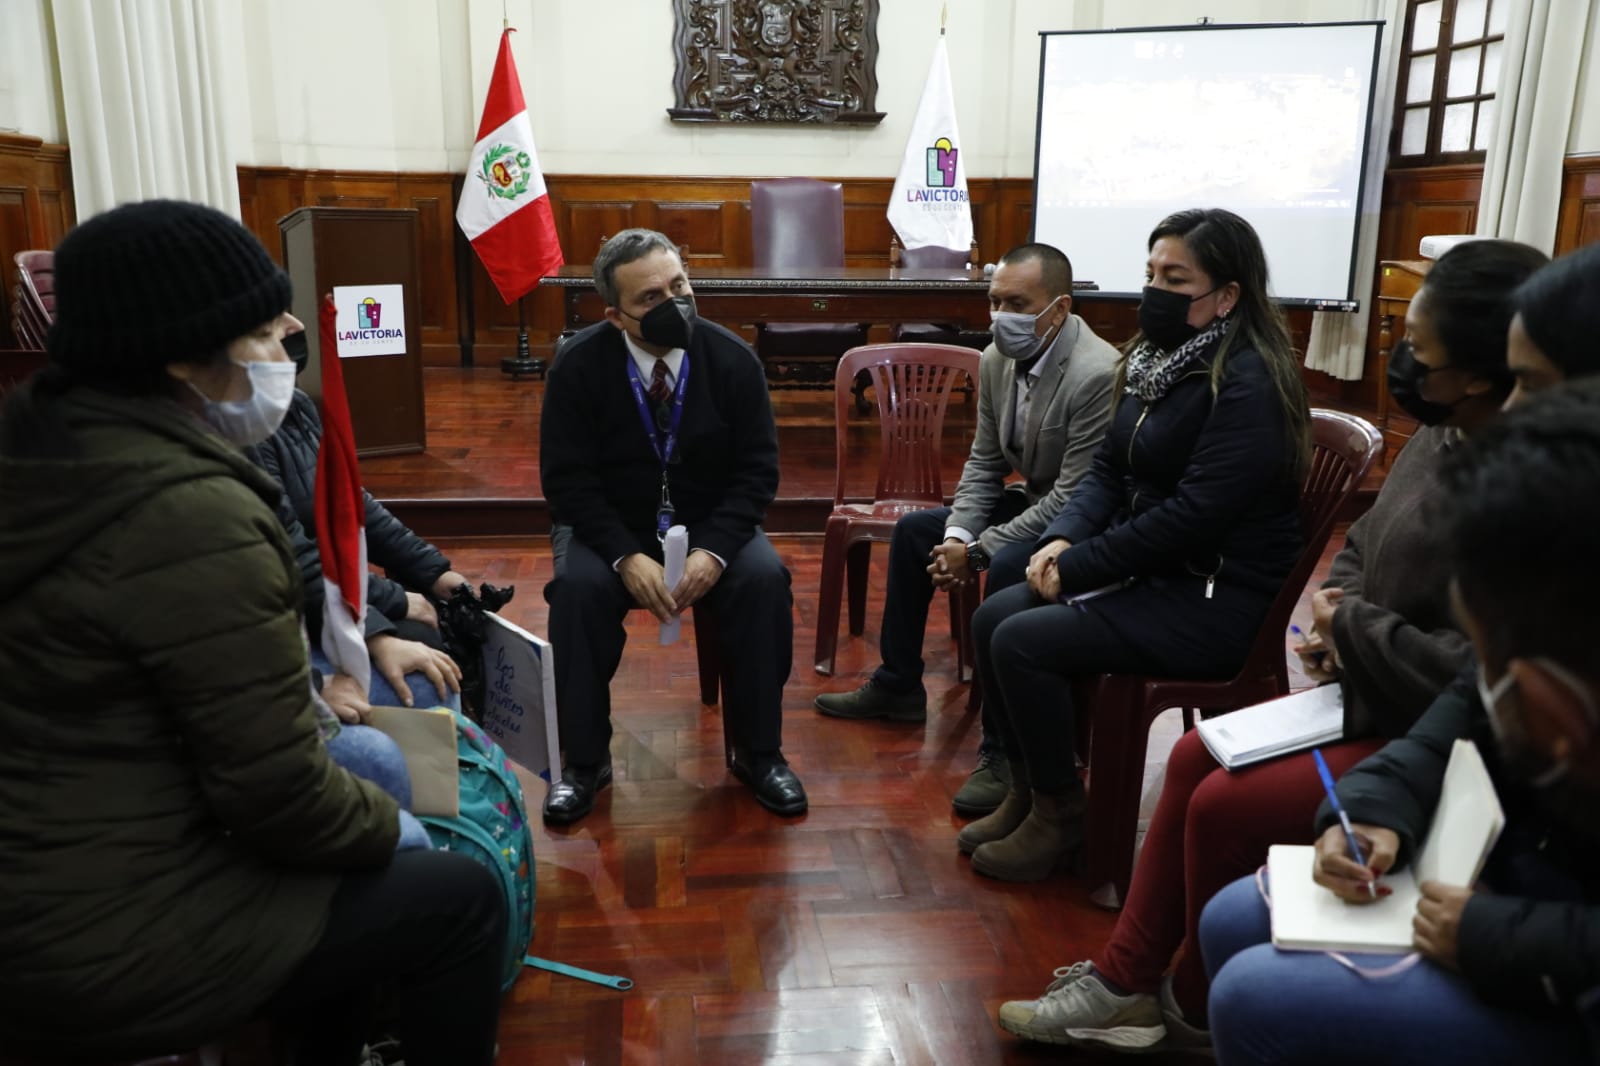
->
[966, 542, 991, 573]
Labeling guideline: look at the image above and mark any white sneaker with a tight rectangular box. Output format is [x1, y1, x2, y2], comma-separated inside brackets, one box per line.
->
[997, 962, 1165, 1050]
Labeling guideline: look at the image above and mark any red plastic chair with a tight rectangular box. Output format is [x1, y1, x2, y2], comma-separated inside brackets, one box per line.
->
[1076, 409, 1383, 909]
[812, 342, 981, 676]
[14, 250, 55, 319]
[691, 602, 737, 769]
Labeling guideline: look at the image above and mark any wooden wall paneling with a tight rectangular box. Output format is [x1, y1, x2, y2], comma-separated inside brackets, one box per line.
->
[0, 191, 29, 348]
[1555, 154, 1600, 255]
[0, 135, 74, 349]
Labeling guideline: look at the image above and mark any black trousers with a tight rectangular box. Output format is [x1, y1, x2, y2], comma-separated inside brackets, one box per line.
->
[972, 575, 1269, 793]
[546, 526, 793, 766]
[872, 495, 1031, 751]
[265, 849, 507, 1066]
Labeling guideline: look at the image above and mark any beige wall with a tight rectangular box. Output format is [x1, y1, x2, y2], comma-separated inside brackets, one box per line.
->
[229, 0, 1385, 177]
[0, 0, 66, 142]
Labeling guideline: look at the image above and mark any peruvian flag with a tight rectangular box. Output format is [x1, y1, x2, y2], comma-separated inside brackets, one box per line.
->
[314, 293, 371, 694]
[457, 29, 563, 303]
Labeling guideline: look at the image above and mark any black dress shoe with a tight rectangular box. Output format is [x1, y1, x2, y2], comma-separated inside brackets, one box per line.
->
[541, 762, 613, 826]
[731, 751, 808, 816]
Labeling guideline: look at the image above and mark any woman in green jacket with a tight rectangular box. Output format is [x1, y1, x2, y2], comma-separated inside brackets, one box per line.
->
[0, 200, 504, 1065]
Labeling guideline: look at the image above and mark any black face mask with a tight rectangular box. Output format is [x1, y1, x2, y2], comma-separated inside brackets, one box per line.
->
[1386, 339, 1459, 426]
[628, 296, 697, 350]
[283, 330, 309, 376]
[1138, 285, 1209, 351]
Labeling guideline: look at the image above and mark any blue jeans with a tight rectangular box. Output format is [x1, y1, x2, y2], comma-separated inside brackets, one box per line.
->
[325, 724, 430, 851]
[1199, 875, 1588, 1065]
[311, 646, 462, 714]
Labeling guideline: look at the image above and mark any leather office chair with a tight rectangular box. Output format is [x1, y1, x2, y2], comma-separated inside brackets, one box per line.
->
[1074, 410, 1383, 909]
[749, 179, 869, 383]
[813, 342, 981, 676]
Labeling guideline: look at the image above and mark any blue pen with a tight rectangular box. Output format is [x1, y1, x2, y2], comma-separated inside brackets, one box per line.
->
[1290, 623, 1328, 666]
[1313, 748, 1378, 899]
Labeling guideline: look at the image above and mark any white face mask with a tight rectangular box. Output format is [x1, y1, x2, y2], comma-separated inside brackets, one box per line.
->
[190, 358, 297, 445]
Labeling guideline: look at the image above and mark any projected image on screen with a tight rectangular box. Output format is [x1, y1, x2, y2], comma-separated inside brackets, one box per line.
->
[1033, 23, 1381, 304]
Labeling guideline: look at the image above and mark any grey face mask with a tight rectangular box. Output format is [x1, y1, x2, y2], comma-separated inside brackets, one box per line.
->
[989, 296, 1062, 361]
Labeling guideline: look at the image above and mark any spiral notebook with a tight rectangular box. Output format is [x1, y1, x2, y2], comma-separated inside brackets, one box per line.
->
[1267, 739, 1505, 954]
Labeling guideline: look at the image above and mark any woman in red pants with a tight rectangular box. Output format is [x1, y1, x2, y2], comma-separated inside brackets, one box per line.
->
[994, 238, 1551, 1052]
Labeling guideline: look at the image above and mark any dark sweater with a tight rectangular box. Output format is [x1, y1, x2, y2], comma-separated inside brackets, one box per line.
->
[1325, 424, 1472, 739]
[246, 389, 453, 640]
[1046, 346, 1303, 599]
[540, 320, 779, 563]
[1321, 668, 1600, 1019]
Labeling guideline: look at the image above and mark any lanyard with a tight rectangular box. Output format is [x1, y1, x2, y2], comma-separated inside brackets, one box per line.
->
[624, 352, 690, 541]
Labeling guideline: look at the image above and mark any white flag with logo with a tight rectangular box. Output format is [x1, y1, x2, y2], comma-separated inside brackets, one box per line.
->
[888, 37, 973, 252]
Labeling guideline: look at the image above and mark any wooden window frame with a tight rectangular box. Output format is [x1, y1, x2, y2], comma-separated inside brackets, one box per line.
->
[1392, 0, 1506, 166]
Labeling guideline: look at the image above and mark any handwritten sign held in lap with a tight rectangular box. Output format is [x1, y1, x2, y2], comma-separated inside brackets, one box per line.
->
[479, 613, 562, 781]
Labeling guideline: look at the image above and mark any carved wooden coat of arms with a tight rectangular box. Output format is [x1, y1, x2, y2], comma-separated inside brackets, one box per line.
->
[669, 0, 883, 125]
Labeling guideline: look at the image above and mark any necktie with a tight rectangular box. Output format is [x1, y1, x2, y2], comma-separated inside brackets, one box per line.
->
[648, 359, 672, 406]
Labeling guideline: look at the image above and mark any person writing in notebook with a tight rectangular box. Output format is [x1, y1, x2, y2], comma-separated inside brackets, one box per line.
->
[1198, 380, 1600, 1066]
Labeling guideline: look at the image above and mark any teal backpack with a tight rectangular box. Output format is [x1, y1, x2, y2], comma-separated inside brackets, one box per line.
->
[418, 709, 535, 992]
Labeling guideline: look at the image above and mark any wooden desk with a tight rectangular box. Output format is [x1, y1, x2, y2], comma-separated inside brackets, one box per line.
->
[542, 265, 1102, 331]
[1375, 259, 1430, 459]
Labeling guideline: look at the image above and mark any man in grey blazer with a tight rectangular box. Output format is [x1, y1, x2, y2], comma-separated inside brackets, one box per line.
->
[815, 243, 1119, 815]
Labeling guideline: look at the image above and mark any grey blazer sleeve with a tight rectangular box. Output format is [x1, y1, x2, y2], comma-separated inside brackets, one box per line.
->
[979, 349, 1116, 556]
[946, 348, 1011, 539]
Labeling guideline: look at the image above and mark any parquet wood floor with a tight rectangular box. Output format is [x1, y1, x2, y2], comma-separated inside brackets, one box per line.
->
[443, 533, 1340, 1064]
[358, 369, 977, 503]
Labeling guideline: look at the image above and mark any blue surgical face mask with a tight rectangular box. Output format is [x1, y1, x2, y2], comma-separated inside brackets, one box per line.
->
[190, 358, 297, 446]
[989, 295, 1063, 361]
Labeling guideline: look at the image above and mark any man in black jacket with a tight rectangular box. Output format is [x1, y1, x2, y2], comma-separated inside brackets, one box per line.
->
[1198, 381, 1600, 1065]
[538, 228, 804, 825]
[247, 345, 466, 716]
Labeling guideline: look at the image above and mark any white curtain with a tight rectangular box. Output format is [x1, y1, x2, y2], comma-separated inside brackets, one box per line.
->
[1475, 0, 1592, 250]
[1304, 0, 1408, 382]
[51, 0, 241, 219]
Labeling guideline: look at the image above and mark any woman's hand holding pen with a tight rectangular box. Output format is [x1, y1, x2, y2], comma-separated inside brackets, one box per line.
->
[1292, 625, 1341, 682]
[1312, 822, 1399, 903]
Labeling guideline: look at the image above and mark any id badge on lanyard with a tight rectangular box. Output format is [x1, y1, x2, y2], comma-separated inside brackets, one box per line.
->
[624, 353, 691, 543]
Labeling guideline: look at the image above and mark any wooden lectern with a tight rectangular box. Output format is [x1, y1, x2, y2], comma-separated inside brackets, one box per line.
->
[280, 207, 426, 456]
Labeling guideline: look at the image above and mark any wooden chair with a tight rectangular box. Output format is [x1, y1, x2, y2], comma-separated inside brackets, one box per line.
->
[812, 342, 981, 676]
[1076, 409, 1383, 910]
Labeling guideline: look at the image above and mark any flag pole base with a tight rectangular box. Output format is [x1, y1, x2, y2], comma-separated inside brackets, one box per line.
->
[501, 293, 546, 381]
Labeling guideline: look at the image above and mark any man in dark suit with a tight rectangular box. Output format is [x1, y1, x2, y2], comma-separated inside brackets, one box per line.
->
[539, 228, 805, 825]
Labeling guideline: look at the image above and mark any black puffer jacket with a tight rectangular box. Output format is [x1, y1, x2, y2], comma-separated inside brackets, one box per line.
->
[246, 390, 452, 641]
[1321, 667, 1600, 1021]
[1046, 345, 1304, 600]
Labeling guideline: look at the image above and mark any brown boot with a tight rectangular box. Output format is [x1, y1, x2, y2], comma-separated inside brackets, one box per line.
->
[970, 788, 1086, 882]
[956, 787, 1032, 855]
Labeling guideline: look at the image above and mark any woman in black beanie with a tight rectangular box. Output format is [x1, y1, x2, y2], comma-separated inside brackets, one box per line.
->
[0, 200, 505, 1065]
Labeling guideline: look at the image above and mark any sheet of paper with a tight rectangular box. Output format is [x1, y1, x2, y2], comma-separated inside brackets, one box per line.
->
[1196, 684, 1344, 770]
[661, 524, 687, 645]
[365, 705, 460, 818]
